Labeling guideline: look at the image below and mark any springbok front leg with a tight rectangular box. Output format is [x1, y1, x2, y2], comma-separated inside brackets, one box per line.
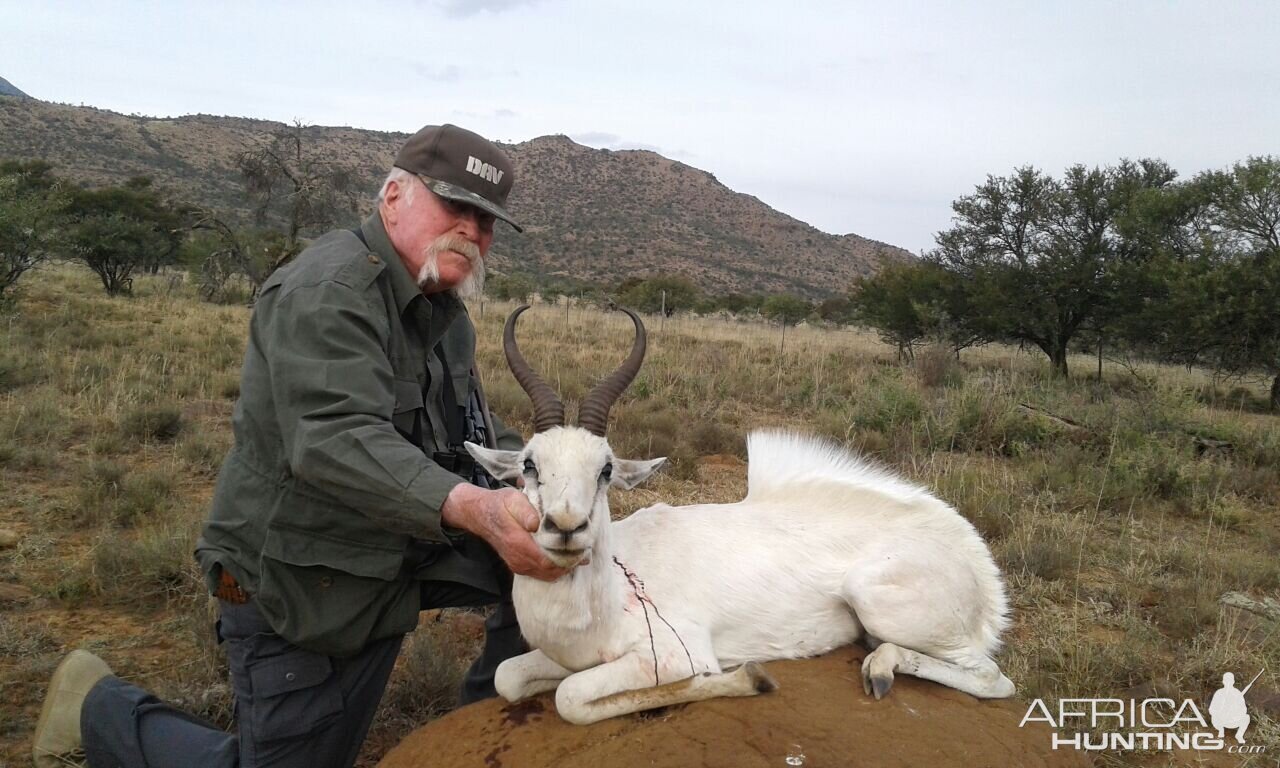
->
[554, 653, 778, 725]
[495, 649, 574, 702]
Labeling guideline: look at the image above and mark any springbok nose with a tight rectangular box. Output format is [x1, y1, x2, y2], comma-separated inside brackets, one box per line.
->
[542, 516, 588, 540]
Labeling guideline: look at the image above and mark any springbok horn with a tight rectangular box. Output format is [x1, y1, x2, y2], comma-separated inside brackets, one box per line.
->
[503, 305, 565, 433]
[578, 307, 646, 437]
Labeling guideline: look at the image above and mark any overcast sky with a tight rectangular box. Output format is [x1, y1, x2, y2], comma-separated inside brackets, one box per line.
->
[2, 1, 1277, 253]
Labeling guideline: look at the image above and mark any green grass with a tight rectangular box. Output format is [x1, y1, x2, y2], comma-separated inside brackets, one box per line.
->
[0, 263, 1277, 766]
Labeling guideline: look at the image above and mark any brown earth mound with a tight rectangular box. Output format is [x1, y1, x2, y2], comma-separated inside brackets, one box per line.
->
[378, 647, 1091, 768]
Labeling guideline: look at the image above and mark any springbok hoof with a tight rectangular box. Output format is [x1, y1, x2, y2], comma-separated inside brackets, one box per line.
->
[740, 662, 779, 694]
[871, 674, 894, 700]
[861, 646, 898, 700]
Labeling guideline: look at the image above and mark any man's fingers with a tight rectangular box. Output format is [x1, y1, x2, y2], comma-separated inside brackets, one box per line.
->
[500, 491, 539, 532]
[496, 530, 570, 582]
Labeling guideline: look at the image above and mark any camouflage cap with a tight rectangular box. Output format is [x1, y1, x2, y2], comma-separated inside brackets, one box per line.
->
[394, 124, 522, 232]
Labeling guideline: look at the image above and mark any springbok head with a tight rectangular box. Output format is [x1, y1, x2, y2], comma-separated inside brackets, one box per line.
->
[466, 305, 666, 567]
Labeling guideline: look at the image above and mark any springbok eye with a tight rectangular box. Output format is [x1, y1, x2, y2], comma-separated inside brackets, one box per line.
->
[600, 462, 613, 482]
[523, 458, 537, 475]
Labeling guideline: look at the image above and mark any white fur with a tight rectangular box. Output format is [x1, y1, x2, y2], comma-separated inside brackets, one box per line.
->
[467, 428, 1015, 725]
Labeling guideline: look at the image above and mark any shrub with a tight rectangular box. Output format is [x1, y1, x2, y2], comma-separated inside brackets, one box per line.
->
[121, 404, 184, 443]
[931, 467, 1017, 541]
[90, 524, 198, 608]
[849, 378, 924, 434]
[999, 521, 1078, 582]
[913, 344, 962, 389]
[75, 462, 175, 528]
[1150, 578, 1221, 640]
[0, 351, 37, 393]
[179, 433, 231, 477]
[688, 420, 744, 457]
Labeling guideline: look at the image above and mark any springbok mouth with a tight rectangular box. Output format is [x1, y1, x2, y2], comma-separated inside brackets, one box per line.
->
[545, 547, 586, 557]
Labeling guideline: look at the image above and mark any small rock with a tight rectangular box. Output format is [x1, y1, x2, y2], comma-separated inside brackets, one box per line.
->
[1220, 591, 1280, 622]
[0, 582, 35, 602]
[0, 529, 19, 549]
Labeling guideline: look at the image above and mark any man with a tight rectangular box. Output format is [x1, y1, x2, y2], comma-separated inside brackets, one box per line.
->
[33, 124, 569, 768]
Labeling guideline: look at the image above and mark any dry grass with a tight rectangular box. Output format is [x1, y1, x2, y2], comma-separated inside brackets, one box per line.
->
[2, 262, 1278, 766]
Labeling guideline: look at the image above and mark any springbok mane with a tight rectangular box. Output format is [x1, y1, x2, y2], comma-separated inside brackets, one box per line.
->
[744, 430, 929, 505]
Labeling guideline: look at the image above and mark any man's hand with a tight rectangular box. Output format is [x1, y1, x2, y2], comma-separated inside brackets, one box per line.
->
[441, 484, 571, 581]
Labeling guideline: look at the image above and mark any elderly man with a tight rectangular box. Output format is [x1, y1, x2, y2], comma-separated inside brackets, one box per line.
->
[33, 124, 568, 768]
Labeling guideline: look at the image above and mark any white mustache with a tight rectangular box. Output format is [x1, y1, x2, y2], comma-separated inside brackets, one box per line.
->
[428, 235, 481, 264]
[416, 234, 486, 299]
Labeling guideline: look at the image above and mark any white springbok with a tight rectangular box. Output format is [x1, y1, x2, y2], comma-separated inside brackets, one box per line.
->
[466, 306, 1015, 725]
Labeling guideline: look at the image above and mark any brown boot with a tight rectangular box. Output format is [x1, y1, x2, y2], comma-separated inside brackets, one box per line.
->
[32, 650, 113, 767]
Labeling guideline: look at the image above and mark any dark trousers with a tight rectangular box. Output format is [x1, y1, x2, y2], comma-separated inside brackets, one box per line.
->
[81, 579, 523, 768]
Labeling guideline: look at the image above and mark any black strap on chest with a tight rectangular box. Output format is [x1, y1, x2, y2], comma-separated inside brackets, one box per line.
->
[433, 340, 465, 449]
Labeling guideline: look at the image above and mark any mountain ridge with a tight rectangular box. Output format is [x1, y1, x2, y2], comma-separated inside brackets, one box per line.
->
[0, 95, 913, 297]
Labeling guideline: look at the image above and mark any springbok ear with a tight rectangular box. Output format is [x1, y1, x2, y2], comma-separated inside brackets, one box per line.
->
[611, 457, 666, 490]
[464, 443, 524, 481]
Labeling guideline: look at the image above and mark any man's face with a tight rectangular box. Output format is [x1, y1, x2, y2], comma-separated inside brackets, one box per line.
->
[382, 176, 495, 296]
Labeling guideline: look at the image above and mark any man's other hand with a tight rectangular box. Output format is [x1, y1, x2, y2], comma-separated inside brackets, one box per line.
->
[441, 484, 571, 581]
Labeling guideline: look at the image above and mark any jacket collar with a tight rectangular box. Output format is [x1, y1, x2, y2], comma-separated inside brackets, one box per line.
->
[359, 212, 464, 337]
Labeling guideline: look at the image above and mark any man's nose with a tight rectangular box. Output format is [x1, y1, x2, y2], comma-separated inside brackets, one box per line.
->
[453, 208, 482, 240]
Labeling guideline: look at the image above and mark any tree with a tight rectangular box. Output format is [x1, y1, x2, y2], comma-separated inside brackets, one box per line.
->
[1204, 157, 1280, 409]
[761, 293, 812, 354]
[1201, 155, 1280, 252]
[65, 179, 187, 296]
[712, 292, 765, 316]
[931, 161, 1177, 377]
[487, 273, 535, 303]
[761, 293, 812, 326]
[1120, 158, 1280, 409]
[616, 275, 700, 316]
[236, 121, 361, 284]
[814, 295, 855, 325]
[0, 161, 67, 303]
[850, 262, 976, 360]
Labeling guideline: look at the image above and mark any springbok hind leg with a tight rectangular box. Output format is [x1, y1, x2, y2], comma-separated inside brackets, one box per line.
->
[861, 643, 1015, 701]
[554, 654, 778, 725]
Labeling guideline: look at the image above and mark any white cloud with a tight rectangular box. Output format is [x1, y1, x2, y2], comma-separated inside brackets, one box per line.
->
[437, 0, 547, 18]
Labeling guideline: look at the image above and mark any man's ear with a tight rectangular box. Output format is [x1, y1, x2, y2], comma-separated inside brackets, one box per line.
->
[380, 178, 404, 225]
[611, 457, 666, 490]
[464, 443, 523, 481]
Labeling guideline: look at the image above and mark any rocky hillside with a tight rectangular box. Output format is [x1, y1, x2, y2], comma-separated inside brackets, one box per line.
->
[0, 95, 913, 297]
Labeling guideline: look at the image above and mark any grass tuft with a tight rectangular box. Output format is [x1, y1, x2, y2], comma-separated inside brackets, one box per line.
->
[121, 404, 184, 443]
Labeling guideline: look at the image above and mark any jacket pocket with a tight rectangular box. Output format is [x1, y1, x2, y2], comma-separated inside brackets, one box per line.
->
[247, 647, 343, 740]
[256, 524, 417, 657]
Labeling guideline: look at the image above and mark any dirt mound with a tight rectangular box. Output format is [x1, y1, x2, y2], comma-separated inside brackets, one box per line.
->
[378, 647, 1089, 768]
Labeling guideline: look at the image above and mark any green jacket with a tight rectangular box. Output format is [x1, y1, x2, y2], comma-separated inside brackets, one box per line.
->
[195, 213, 521, 657]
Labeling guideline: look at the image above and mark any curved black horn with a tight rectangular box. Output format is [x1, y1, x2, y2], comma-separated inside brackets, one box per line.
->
[578, 307, 646, 437]
[503, 305, 565, 433]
